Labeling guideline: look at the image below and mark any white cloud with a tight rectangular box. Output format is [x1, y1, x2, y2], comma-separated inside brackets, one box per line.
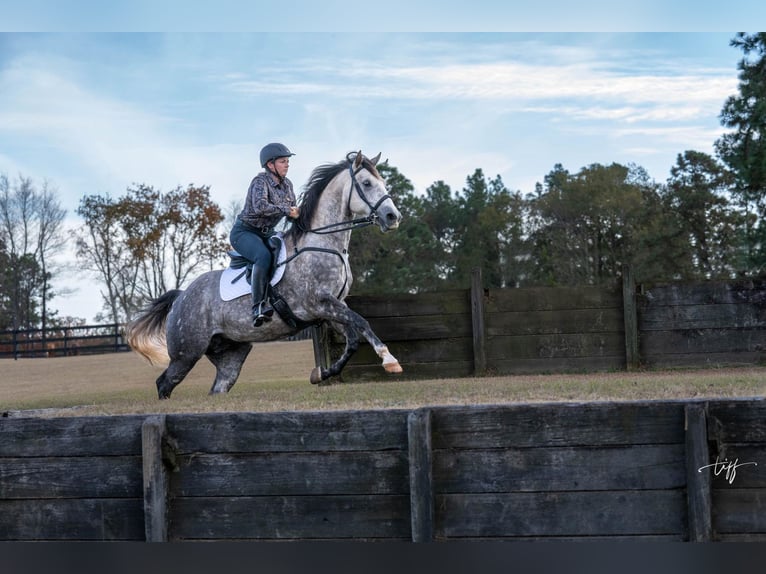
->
[223, 59, 736, 108]
[0, 33, 746, 320]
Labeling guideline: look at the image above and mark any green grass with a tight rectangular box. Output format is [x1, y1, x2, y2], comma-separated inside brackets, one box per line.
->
[2, 340, 765, 417]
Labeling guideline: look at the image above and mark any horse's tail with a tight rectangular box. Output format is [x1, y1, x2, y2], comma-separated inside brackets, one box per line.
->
[125, 290, 183, 368]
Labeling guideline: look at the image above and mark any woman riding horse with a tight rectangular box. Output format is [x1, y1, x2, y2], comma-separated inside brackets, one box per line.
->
[127, 151, 403, 398]
[230, 142, 301, 327]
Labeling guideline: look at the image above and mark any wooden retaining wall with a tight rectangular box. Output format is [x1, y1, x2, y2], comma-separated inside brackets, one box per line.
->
[638, 278, 766, 369]
[2, 399, 765, 541]
[317, 269, 766, 381]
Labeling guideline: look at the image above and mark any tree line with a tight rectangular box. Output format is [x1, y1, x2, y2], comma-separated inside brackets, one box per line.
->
[2, 33, 765, 329]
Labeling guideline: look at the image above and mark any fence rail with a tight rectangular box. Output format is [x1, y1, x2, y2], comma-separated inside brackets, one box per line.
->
[2, 399, 765, 541]
[0, 323, 129, 359]
[0, 323, 314, 359]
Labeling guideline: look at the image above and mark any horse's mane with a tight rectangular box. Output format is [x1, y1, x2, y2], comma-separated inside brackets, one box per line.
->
[286, 152, 382, 241]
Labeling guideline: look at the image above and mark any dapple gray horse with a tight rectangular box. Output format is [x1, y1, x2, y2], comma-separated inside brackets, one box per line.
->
[126, 152, 403, 399]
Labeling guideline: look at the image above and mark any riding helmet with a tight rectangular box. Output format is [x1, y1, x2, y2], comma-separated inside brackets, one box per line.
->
[260, 143, 295, 167]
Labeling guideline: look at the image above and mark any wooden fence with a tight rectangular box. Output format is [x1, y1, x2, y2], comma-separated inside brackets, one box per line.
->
[0, 322, 314, 360]
[0, 324, 129, 359]
[314, 268, 766, 381]
[1, 399, 765, 541]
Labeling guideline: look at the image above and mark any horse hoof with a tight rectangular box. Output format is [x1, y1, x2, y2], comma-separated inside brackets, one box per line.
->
[384, 361, 403, 374]
[310, 367, 323, 385]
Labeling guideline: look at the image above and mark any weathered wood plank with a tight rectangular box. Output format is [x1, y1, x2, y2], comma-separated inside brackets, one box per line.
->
[486, 333, 624, 360]
[0, 416, 145, 457]
[448, 534, 686, 541]
[311, 323, 331, 371]
[430, 403, 686, 448]
[640, 328, 766, 355]
[346, 290, 470, 317]
[707, 401, 766, 443]
[486, 308, 623, 336]
[341, 338, 473, 365]
[685, 404, 712, 542]
[716, 533, 766, 542]
[639, 279, 766, 307]
[170, 451, 409, 496]
[166, 410, 409, 454]
[169, 495, 411, 540]
[639, 303, 766, 331]
[486, 285, 622, 312]
[641, 351, 764, 369]
[696, 445, 766, 488]
[142, 415, 169, 542]
[471, 268, 487, 376]
[623, 264, 639, 370]
[0, 499, 145, 540]
[0, 456, 142, 499]
[433, 445, 686, 493]
[435, 491, 687, 538]
[361, 314, 473, 341]
[408, 408, 434, 542]
[488, 355, 625, 375]
[712, 488, 766, 534]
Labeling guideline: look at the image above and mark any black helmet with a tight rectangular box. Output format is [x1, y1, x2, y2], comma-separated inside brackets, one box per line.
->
[260, 143, 295, 167]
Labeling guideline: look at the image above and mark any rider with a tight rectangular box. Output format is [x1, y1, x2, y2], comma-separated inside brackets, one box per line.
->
[230, 142, 300, 327]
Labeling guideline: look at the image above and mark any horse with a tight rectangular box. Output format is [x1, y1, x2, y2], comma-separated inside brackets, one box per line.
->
[126, 151, 403, 399]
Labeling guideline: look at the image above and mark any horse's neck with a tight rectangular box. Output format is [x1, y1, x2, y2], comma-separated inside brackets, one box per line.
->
[304, 179, 353, 251]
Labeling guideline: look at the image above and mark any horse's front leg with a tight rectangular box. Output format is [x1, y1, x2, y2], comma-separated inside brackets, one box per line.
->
[311, 297, 402, 383]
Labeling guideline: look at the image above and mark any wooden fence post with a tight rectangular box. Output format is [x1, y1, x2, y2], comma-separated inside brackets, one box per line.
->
[311, 323, 331, 371]
[685, 403, 713, 542]
[142, 415, 170, 542]
[471, 268, 487, 376]
[408, 408, 434, 542]
[622, 264, 639, 371]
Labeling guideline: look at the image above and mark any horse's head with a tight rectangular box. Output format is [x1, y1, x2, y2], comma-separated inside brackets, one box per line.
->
[347, 151, 402, 232]
[289, 151, 403, 240]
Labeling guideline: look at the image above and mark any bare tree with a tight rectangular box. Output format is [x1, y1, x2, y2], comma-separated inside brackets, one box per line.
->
[74, 184, 226, 322]
[74, 194, 139, 324]
[0, 174, 67, 329]
[35, 180, 67, 331]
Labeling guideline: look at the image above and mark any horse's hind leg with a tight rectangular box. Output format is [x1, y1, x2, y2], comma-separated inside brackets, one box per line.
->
[206, 335, 253, 394]
[156, 357, 199, 399]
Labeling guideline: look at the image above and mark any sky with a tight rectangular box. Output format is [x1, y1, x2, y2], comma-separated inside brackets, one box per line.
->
[0, 2, 762, 322]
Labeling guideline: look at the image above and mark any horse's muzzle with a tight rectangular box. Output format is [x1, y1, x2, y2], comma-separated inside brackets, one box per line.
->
[378, 205, 402, 232]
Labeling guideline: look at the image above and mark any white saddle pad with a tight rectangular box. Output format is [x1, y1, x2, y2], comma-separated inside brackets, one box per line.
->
[219, 233, 287, 301]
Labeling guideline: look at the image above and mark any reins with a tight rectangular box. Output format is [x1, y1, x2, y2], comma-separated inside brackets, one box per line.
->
[294, 156, 391, 236]
[270, 155, 389, 299]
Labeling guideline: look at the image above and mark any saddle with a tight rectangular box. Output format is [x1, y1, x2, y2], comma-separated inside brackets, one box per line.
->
[218, 234, 317, 330]
[221, 234, 285, 296]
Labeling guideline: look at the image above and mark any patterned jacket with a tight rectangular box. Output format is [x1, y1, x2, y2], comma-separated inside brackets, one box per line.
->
[238, 171, 296, 230]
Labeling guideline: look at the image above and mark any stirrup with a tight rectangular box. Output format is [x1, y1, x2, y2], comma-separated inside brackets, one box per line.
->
[252, 302, 274, 327]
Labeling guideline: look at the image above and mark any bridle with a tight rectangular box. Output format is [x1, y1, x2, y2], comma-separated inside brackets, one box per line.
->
[273, 155, 394, 297]
[299, 153, 392, 235]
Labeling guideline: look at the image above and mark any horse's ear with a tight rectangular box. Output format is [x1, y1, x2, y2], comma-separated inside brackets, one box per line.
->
[370, 152, 381, 166]
[353, 151, 363, 170]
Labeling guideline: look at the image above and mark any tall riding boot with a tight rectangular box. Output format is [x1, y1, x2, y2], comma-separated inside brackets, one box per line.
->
[250, 264, 274, 327]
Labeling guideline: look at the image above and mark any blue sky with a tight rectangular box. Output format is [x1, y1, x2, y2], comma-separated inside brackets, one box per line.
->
[0, 3, 760, 320]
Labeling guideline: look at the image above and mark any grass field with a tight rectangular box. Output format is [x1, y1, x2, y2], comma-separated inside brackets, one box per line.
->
[1, 339, 765, 417]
